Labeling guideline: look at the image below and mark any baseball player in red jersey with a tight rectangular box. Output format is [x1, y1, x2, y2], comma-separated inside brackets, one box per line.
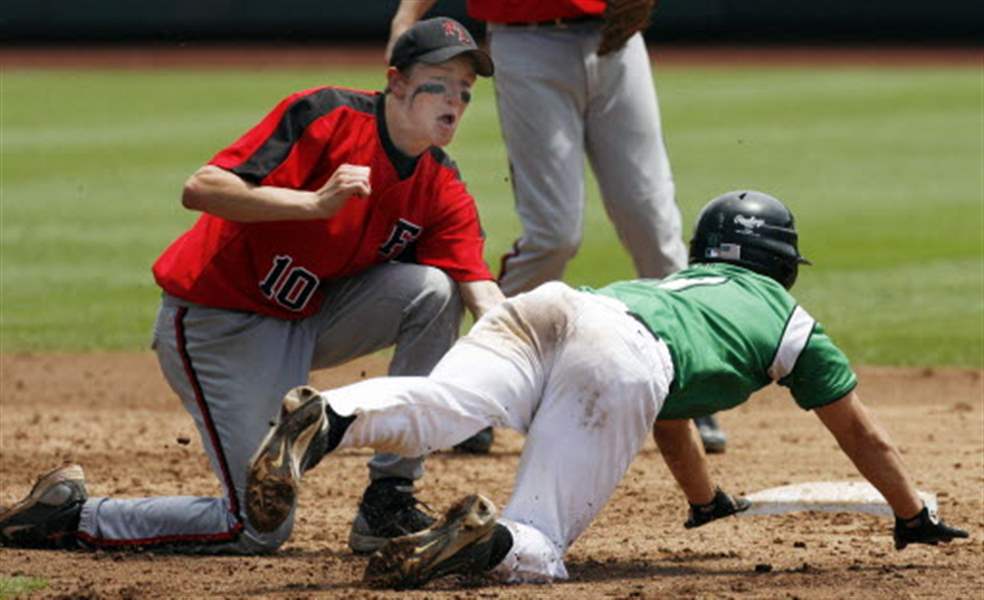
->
[387, 0, 728, 454]
[0, 18, 505, 555]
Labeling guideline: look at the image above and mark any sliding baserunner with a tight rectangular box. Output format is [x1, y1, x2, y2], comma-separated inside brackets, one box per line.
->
[245, 190, 968, 586]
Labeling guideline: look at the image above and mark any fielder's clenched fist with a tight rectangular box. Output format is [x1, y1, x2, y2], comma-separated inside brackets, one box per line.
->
[314, 164, 372, 217]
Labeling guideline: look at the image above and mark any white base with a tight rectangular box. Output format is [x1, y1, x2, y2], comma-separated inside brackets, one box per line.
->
[739, 481, 937, 517]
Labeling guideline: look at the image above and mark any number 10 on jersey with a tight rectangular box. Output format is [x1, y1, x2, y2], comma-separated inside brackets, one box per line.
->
[258, 255, 320, 312]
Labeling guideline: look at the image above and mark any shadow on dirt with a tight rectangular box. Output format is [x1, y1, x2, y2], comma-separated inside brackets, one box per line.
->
[565, 556, 755, 582]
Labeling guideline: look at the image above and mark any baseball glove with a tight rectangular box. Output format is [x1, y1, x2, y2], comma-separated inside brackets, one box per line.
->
[893, 506, 968, 550]
[684, 487, 751, 528]
[597, 0, 657, 56]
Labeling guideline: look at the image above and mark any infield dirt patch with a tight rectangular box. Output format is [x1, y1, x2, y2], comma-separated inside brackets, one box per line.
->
[0, 353, 981, 598]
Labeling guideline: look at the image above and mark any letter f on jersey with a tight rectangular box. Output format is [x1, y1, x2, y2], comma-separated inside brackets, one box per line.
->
[379, 219, 423, 259]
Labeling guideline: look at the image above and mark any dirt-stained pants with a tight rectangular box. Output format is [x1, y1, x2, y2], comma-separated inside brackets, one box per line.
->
[326, 282, 674, 581]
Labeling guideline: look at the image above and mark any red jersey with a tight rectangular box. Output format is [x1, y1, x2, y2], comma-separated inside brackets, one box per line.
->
[468, 0, 604, 23]
[153, 87, 492, 320]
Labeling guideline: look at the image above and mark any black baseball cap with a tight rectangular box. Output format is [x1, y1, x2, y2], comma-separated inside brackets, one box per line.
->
[389, 17, 494, 77]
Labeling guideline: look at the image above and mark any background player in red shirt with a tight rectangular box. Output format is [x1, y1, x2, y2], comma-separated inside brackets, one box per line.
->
[387, 0, 728, 455]
[0, 18, 505, 555]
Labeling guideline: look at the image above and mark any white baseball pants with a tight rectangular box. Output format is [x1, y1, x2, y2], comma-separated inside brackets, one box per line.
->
[327, 282, 674, 581]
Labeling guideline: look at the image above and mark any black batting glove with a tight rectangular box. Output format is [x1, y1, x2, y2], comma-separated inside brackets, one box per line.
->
[684, 487, 751, 529]
[893, 506, 969, 550]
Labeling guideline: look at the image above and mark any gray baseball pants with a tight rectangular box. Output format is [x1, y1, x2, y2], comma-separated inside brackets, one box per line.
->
[489, 25, 687, 295]
[76, 262, 461, 553]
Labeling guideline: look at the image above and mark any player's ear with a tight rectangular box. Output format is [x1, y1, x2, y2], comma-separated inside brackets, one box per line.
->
[386, 66, 409, 98]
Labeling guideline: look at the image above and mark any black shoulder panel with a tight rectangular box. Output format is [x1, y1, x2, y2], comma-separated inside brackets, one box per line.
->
[428, 146, 461, 179]
[232, 88, 376, 183]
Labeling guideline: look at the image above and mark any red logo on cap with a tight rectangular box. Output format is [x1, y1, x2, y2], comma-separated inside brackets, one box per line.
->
[442, 20, 470, 44]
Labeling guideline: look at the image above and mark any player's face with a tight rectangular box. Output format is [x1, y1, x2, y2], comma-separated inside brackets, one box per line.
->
[402, 57, 477, 147]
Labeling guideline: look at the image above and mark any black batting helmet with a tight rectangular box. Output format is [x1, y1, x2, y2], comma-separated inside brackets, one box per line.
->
[689, 190, 811, 289]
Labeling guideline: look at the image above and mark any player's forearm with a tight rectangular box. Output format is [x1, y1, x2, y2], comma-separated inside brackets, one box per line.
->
[459, 279, 506, 320]
[387, 0, 439, 61]
[182, 165, 328, 222]
[392, 0, 439, 28]
[815, 392, 924, 518]
[652, 419, 716, 505]
[846, 437, 923, 519]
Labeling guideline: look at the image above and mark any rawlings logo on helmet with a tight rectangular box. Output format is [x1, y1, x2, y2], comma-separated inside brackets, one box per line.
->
[734, 215, 765, 233]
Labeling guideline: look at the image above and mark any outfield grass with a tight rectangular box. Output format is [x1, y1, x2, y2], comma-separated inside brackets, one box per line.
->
[1, 64, 981, 366]
[0, 576, 47, 599]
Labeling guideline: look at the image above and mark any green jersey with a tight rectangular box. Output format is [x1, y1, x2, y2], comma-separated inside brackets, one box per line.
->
[586, 263, 857, 419]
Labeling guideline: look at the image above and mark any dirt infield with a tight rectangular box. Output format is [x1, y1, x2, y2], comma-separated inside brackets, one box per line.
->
[0, 353, 980, 598]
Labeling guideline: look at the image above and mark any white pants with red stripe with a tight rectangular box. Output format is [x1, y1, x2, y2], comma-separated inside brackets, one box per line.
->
[328, 282, 674, 581]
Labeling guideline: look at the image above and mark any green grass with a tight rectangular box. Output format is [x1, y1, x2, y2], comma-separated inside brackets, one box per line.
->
[0, 576, 47, 599]
[1, 64, 981, 366]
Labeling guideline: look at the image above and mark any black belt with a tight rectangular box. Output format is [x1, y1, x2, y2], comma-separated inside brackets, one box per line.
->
[499, 16, 603, 29]
[627, 311, 661, 343]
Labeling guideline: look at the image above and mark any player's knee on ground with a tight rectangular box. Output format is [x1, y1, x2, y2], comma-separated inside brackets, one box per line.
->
[238, 519, 295, 554]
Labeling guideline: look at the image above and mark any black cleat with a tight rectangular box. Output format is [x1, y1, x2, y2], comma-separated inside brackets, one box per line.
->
[348, 477, 437, 554]
[364, 494, 508, 589]
[893, 506, 969, 550]
[453, 427, 495, 454]
[0, 464, 87, 549]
